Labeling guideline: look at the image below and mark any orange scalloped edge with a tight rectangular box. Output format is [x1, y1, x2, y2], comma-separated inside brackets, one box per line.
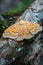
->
[3, 20, 42, 41]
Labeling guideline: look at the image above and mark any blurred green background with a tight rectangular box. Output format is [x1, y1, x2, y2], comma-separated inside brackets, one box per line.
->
[1, 0, 34, 16]
[0, 0, 34, 37]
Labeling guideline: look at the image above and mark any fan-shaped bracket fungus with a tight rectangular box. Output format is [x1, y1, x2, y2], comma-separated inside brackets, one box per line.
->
[3, 19, 42, 41]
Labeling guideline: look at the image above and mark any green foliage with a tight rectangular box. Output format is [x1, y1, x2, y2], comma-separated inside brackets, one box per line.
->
[23, 0, 32, 5]
[0, 19, 8, 28]
[5, 2, 25, 16]
[2, 0, 34, 16]
[17, 2, 24, 11]
[8, 9, 18, 15]
[0, 17, 8, 37]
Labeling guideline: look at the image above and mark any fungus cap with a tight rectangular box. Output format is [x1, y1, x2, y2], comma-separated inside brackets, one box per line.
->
[3, 20, 42, 41]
